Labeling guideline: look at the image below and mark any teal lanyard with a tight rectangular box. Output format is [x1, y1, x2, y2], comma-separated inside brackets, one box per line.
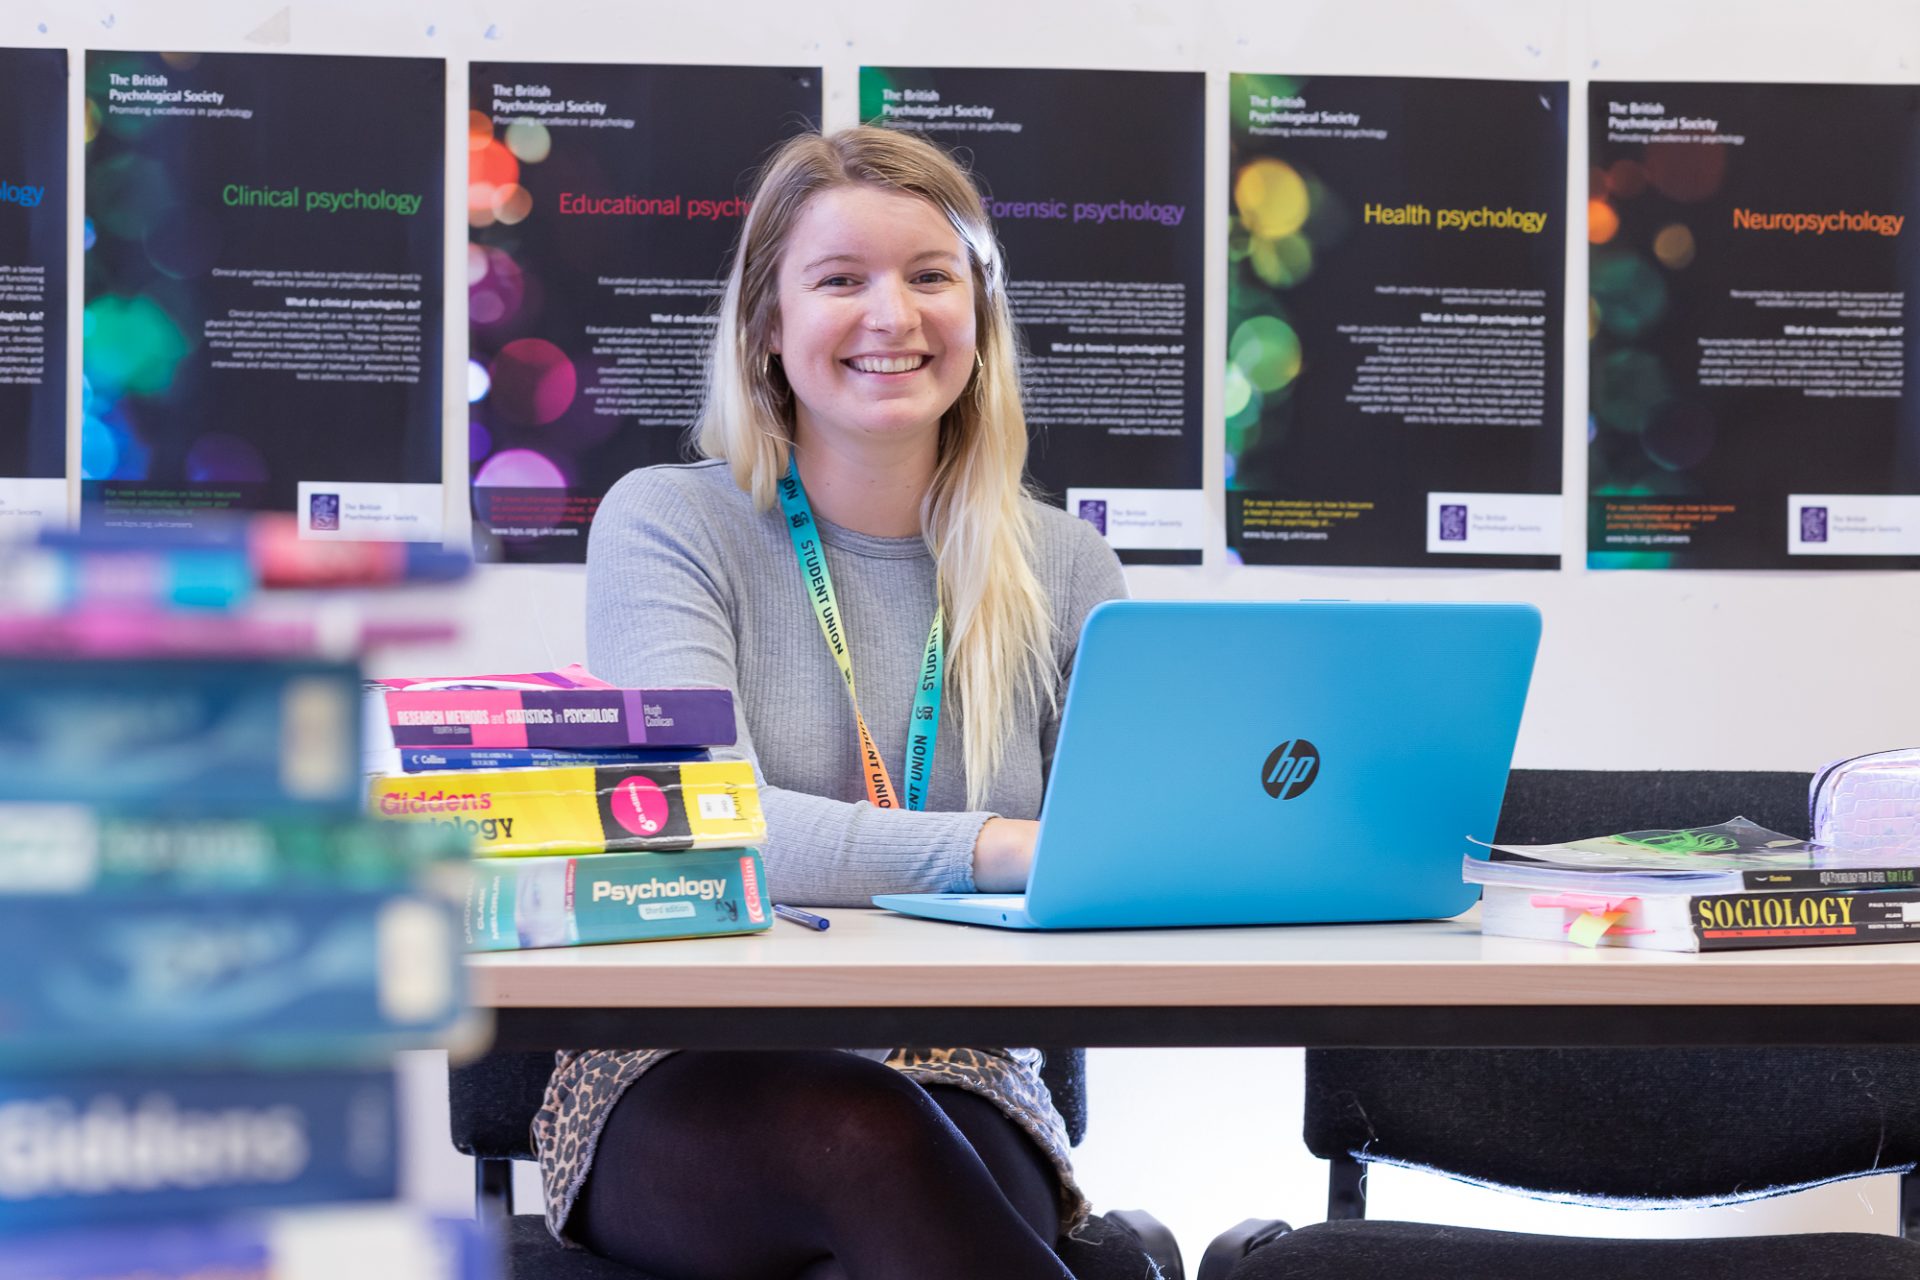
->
[777, 461, 945, 811]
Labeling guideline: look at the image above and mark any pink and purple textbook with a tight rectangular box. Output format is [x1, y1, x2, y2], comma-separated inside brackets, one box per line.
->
[368, 665, 736, 751]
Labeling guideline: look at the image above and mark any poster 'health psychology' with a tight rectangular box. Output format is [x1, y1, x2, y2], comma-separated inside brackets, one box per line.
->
[1226, 74, 1567, 568]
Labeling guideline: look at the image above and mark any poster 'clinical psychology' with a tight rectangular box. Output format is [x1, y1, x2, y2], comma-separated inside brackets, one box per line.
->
[1590, 83, 1920, 569]
[864, 66, 1206, 564]
[1226, 75, 1567, 568]
[0, 48, 67, 536]
[468, 63, 819, 563]
[83, 51, 444, 540]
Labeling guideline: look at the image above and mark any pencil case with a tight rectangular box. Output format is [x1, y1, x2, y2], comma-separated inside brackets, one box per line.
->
[369, 759, 766, 856]
[1811, 748, 1920, 854]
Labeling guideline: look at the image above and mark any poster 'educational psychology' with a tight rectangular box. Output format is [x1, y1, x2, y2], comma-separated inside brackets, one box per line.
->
[467, 63, 820, 563]
[1226, 75, 1567, 568]
[864, 66, 1207, 564]
[82, 51, 445, 540]
[0, 48, 66, 537]
[1589, 83, 1920, 569]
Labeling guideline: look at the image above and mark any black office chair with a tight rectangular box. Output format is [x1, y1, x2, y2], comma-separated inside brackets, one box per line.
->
[451, 1047, 1184, 1279]
[1200, 769, 1920, 1280]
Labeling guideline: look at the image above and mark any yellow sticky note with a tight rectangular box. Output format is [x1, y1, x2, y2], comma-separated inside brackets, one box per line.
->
[1567, 910, 1627, 948]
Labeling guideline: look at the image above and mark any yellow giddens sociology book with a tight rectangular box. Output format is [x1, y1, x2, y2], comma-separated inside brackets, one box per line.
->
[370, 760, 765, 857]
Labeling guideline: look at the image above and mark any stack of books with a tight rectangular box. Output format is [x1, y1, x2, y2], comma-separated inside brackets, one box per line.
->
[1467, 817, 1920, 951]
[0, 521, 492, 1278]
[363, 665, 774, 950]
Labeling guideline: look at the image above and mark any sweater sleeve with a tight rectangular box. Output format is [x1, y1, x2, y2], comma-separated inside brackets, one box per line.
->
[584, 468, 992, 908]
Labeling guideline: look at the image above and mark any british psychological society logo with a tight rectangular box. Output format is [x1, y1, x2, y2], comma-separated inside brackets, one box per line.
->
[1076, 499, 1107, 536]
[1800, 505, 1829, 543]
[1261, 738, 1319, 800]
[1439, 503, 1468, 542]
[309, 493, 340, 531]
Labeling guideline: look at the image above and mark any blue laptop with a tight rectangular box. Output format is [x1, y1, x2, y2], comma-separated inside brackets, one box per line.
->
[873, 600, 1540, 930]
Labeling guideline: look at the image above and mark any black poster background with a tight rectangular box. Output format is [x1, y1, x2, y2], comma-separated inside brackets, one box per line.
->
[1226, 75, 1567, 568]
[0, 47, 66, 491]
[864, 66, 1206, 565]
[1589, 82, 1920, 570]
[468, 63, 819, 564]
[82, 51, 443, 528]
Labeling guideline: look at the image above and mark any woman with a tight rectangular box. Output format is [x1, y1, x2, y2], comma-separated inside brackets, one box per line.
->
[539, 125, 1127, 1279]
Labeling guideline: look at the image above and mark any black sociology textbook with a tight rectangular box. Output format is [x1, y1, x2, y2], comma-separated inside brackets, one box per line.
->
[1469, 818, 1920, 951]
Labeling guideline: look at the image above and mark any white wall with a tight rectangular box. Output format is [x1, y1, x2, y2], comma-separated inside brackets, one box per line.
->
[43, 0, 1920, 1263]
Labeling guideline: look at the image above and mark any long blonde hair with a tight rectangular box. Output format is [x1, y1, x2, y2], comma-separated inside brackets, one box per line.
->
[697, 126, 1054, 808]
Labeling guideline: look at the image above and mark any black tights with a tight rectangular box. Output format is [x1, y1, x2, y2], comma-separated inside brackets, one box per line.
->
[570, 1050, 1074, 1280]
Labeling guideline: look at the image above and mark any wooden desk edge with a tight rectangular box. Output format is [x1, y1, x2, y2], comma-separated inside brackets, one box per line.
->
[468, 958, 1920, 1009]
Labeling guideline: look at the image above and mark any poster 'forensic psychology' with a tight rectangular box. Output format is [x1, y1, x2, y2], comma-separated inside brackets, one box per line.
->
[863, 66, 1206, 564]
[0, 48, 67, 536]
[468, 63, 820, 563]
[1590, 83, 1920, 569]
[82, 52, 444, 539]
[1226, 75, 1567, 568]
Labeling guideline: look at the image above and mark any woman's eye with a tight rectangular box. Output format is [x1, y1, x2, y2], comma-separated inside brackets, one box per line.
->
[913, 271, 955, 285]
[817, 274, 858, 288]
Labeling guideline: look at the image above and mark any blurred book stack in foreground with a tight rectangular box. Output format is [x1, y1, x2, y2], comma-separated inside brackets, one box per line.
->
[0, 517, 495, 1279]
[364, 665, 774, 950]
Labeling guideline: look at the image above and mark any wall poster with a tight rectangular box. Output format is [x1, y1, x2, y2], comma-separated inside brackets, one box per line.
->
[0, 47, 67, 536]
[1226, 74, 1567, 568]
[864, 66, 1207, 564]
[82, 51, 443, 540]
[1590, 82, 1920, 569]
[467, 63, 820, 563]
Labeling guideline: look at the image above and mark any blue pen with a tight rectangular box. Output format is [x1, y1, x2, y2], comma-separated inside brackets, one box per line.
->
[773, 903, 831, 931]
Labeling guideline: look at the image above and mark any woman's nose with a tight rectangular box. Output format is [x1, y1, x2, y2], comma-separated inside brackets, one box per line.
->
[864, 276, 917, 333]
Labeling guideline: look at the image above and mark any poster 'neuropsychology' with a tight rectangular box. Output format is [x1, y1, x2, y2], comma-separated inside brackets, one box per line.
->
[83, 52, 443, 539]
[0, 48, 67, 535]
[863, 66, 1206, 564]
[1590, 83, 1920, 569]
[1226, 75, 1567, 568]
[468, 63, 820, 563]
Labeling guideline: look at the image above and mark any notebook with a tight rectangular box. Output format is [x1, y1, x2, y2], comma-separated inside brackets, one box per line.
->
[872, 600, 1540, 930]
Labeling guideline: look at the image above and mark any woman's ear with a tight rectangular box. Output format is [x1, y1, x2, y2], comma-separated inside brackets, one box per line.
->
[766, 323, 781, 356]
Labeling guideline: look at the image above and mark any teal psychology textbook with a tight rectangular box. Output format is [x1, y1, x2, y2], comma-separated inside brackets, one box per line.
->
[465, 846, 771, 950]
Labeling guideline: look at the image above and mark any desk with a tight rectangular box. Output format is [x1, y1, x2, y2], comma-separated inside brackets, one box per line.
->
[470, 908, 1920, 1050]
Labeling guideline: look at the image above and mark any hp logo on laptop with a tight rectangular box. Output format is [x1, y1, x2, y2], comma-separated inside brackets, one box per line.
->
[1262, 739, 1319, 799]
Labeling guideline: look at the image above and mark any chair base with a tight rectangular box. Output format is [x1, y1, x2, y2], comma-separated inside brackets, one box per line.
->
[500, 1209, 1180, 1280]
[1212, 1219, 1920, 1280]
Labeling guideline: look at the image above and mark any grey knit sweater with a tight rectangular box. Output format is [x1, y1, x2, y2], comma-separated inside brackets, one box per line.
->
[536, 458, 1127, 1246]
[583, 458, 1128, 905]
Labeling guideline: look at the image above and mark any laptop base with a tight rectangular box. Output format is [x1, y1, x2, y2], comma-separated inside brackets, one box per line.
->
[870, 893, 1039, 929]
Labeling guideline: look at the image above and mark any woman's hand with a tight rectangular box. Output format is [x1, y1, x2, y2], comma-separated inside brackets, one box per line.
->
[970, 818, 1039, 892]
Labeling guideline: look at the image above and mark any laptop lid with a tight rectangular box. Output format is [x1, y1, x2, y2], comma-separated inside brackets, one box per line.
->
[1018, 600, 1540, 929]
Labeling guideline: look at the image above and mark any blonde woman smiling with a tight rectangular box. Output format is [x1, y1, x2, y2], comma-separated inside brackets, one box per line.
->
[539, 126, 1125, 1279]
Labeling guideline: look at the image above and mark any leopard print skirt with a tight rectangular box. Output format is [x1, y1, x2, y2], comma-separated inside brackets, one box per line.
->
[533, 1046, 1091, 1247]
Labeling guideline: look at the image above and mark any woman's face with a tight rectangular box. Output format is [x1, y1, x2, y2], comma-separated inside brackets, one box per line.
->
[769, 184, 978, 458]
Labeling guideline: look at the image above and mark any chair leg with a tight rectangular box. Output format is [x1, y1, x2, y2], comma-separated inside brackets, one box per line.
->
[476, 1154, 515, 1223]
[1327, 1154, 1367, 1221]
[1902, 1169, 1920, 1243]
